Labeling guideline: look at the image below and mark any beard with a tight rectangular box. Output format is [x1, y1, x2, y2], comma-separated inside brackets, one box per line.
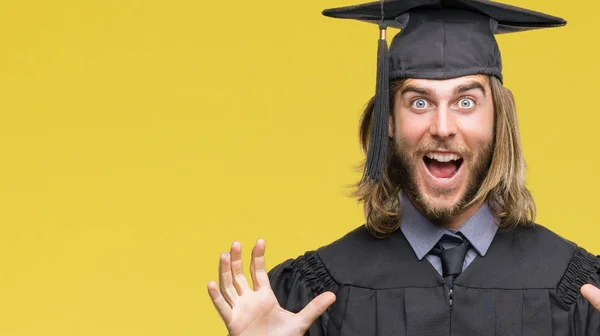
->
[390, 138, 494, 222]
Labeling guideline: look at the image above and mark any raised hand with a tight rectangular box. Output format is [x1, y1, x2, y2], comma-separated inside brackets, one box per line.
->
[581, 284, 600, 312]
[207, 239, 336, 336]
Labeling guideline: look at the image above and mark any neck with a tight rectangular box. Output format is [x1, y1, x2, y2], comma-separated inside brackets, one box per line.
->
[438, 201, 485, 230]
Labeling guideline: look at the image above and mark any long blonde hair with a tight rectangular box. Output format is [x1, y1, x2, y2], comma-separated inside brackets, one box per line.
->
[353, 76, 536, 237]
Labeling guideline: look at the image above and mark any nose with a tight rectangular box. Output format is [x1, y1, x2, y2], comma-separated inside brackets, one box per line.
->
[429, 106, 457, 139]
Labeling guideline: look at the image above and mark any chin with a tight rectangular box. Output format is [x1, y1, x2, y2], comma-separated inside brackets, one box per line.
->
[421, 188, 464, 211]
[412, 177, 470, 220]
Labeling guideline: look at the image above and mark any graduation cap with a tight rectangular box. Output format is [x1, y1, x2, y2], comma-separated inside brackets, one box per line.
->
[322, 0, 566, 182]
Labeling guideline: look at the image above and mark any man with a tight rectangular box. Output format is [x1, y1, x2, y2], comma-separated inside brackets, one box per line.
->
[208, 0, 600, 335]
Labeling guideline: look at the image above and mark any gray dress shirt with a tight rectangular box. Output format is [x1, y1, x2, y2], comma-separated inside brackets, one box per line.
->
[399, 194, 498, 275]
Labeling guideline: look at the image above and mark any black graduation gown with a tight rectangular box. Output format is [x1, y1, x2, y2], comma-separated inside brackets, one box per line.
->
[269, 225, 600, 335]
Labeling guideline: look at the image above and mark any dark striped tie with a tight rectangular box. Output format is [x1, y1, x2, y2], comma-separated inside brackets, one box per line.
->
[430, 234, 470, 289]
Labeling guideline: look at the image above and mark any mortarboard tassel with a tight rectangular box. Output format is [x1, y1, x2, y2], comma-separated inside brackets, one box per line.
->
[363, 23, 389, 182]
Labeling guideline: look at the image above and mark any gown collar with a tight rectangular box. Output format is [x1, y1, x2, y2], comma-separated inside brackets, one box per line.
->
[399, 193, 498, 260]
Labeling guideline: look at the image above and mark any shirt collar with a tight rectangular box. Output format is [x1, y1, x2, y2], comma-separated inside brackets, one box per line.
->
[399, 194, 498, 260]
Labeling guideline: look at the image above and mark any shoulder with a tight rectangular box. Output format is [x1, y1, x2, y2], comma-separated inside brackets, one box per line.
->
[486, 223, 584, 267]
[267, 227, 372, 299]
[480, 224, 599, 294]
[316, 225, 442, 288]
[269, 225, 401, 290]
[522, 224, 600, 308]
[504, 223, 577, 257]
[508, 222, 573, 245]
[316, 224, 404, 274]
[505, 223, 597, 273]
[484, 224, 600, 314]
[317, 224, 382, 260]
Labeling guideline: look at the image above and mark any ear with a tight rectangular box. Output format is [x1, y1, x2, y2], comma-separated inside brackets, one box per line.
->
[388, 114, 394, 138]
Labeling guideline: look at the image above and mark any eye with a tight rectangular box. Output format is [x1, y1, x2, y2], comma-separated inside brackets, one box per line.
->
[411, 98, 429, 110]
[457, 97, 476, 109]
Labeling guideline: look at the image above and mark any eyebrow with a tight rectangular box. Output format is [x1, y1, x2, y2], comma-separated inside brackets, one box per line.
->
[400, 85, 433, 96]
[454, 82, 487, 97]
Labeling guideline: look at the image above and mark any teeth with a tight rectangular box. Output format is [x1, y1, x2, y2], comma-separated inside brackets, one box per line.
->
[425, 153, 461, 162]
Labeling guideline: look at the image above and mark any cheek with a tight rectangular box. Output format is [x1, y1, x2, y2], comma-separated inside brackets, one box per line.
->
[394, 110, 431, 148]
[459, 107, 495, 151]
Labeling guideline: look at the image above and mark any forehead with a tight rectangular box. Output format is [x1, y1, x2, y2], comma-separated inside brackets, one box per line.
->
[402, 74, 490, 93]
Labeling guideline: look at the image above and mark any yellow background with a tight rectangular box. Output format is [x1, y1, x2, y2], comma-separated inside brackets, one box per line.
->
[0, 0, 597, 334]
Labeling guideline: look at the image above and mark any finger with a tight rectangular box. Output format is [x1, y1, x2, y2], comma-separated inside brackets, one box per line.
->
[297, 292, 336, 330]
[250, 238, 270, 290]
[581, 284, 600, 312]
[207, 281, 233, 323]
[230, 241, 251, 294]
[219, 252, 239, 305]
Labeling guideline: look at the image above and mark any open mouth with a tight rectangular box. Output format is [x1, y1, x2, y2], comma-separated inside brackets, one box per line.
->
[423, 153, 463, 180]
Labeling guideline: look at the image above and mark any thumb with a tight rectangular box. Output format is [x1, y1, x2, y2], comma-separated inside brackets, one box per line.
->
[581, 284, 600, 311]
[297, 292, 336, 330]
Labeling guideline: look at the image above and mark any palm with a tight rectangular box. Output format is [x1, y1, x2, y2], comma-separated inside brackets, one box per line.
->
[208, 240, 336, 336]
[227, 288, 298, 336]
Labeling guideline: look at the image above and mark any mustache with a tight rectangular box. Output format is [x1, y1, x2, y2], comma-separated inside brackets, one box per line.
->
[413, 140, 473, 158]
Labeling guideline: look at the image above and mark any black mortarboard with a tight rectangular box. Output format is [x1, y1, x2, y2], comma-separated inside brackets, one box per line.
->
[322, 0, 565, 182]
